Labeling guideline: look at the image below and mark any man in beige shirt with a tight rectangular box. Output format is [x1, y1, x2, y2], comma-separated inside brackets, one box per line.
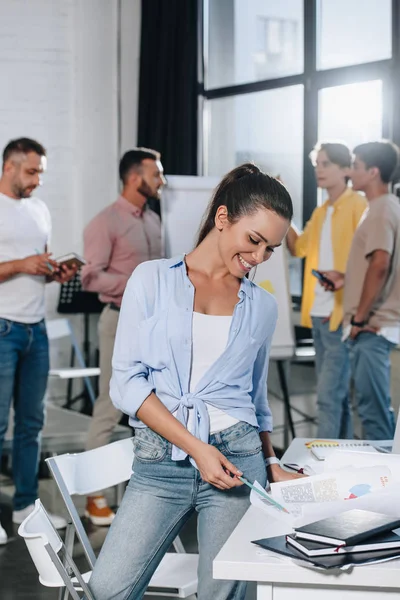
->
[81, 148, 165, 524]
[322, 141, 400, 441]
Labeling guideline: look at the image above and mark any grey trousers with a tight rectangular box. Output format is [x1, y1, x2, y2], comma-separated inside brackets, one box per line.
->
[86, 305, 122, 452]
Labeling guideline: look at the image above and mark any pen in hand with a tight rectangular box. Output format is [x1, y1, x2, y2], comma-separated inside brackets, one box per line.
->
[237, 475, 290, 514]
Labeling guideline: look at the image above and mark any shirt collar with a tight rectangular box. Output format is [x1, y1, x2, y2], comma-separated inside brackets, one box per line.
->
[167, 255, 253, 299]
[116, 195, 143, 217]
[321, 187, 354, 212]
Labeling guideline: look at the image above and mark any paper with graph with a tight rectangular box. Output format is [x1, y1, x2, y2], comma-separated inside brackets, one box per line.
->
[270, 466, 392, 505]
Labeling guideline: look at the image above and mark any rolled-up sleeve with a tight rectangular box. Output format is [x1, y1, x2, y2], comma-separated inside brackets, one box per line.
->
[252, 301, 277, 432]
[110, 268, 155, 417]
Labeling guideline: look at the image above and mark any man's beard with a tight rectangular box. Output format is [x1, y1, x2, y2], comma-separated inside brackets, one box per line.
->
[138, 180, 160, 200]
[11, 181, 34, 199]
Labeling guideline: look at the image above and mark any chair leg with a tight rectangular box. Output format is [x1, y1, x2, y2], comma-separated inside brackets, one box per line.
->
[62, 585, 70, 600]
[64, 522, 76, 557]
[172, 535, 186, 553]
[58, 587, 66, 600]
[114, 481, 126, 506]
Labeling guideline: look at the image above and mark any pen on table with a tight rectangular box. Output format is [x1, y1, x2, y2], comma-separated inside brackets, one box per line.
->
[35, 248, 54, 273]
[237, 475, 290, 514]
[283, 463, 312, 475]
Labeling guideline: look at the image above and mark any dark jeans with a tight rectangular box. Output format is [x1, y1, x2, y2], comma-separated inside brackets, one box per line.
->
[0, 318, 49, 510]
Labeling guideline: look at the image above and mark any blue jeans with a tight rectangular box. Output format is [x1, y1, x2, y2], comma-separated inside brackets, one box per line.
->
[347, 332, 396, 440]
[0, 318, 49, 510]
[88, 421, 267, 600]
[312, 317, 352, 439]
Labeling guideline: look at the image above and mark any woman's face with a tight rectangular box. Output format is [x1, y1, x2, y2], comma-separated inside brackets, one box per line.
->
[215, 206, 290, 278]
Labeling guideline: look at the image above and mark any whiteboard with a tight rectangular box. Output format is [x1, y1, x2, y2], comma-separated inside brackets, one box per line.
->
[161, 175, 295, 360]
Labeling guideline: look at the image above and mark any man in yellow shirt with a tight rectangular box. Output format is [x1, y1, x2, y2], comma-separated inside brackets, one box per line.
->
[287, 142, 367, 439]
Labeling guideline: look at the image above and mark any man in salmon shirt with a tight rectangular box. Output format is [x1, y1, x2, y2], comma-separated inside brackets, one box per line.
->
[286, 142, 367, 439]
[81, 148, 165, 524]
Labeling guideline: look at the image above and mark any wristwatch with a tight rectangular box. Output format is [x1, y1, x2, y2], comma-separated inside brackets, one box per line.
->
[264, 456, 280, 467]
[350, 316, 367, 327]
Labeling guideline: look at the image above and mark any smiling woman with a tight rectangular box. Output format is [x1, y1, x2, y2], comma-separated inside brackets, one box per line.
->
[87, 164, 298, 600]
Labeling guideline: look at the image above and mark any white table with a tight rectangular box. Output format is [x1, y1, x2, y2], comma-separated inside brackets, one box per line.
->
[213, 438, 400, 600]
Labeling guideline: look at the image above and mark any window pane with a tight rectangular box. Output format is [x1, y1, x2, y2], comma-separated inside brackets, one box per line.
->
[318, 80, 383, 204]
[317, 0, 391, 70]
[319, 80, 383, 149]
[205, 85, 304, 295]
[206, 0, 303, 89]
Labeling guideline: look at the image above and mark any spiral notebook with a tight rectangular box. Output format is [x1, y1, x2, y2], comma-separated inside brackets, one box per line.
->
[305, 440, 380, 461]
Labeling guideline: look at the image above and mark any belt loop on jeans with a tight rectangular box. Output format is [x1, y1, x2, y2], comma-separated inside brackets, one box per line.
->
[109, 303, 120, 312]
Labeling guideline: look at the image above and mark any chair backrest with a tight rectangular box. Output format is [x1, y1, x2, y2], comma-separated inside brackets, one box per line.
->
[46, 438, 134, 568]
[47, 437, 134, 495]
[17, 500, 72, 587]
[19, 500, 93, 599]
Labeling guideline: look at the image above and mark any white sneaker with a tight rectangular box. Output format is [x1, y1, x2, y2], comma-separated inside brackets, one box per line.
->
[0, 522, 7, 545]
[13, 504, 67, 529]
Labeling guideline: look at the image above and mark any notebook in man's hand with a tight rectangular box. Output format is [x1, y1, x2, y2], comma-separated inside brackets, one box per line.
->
[252, 534, 400, 569]
[293, 509, 400, 547]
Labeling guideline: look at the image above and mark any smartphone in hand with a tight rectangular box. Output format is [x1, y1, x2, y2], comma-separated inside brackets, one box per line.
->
[311, 269, 334, 290]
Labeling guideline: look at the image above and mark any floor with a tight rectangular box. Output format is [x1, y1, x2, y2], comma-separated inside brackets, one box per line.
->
[1, 351, 400, 600]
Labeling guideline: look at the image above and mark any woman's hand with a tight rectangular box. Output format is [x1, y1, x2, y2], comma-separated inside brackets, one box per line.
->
[267, 464, 307, 483]
[191, 442, 244, 490]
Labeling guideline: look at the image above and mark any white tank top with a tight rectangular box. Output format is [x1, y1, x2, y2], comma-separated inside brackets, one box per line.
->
[188, 312, 239, 434]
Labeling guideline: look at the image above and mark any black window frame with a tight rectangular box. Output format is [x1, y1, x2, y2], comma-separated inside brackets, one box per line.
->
[198, 0, 400, 302]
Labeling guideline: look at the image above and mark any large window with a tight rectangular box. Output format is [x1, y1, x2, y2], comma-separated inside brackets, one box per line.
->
[205, 0, 304, 89]
[201, 0, 400, 297]
[206, 86, 304, 225]
[316, 0, 392, 70]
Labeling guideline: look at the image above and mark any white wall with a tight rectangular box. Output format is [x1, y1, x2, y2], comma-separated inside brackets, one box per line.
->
[0, 0, 141, 315]
[0, 0, 141, 397]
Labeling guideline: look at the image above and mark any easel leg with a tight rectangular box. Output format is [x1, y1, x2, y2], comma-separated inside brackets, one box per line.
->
[276, 360, 295, 446]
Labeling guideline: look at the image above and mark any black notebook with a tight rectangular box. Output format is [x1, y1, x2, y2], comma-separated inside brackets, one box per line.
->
[286, 529, 400, 557]
[293, 510, 400, 547]
[252, 534, 400, 569]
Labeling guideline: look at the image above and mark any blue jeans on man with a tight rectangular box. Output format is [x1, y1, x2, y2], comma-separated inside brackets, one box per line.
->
[347, 332, 396, 440]
[312, 317, 352, 439]
[0, 318, 49, 510]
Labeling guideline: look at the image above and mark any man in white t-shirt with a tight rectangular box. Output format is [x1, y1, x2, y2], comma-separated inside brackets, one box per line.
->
[0, 138, 77, 545]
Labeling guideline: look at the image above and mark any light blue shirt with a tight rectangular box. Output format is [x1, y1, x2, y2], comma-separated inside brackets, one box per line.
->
[110, 255, 277, 462]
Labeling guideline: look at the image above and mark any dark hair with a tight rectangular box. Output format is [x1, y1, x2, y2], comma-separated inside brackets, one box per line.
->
[119, 147, 160, 184]
[196, 163, 293, 246]
[3, 137, 46, 168]
[309, 141, 351, 184]
[309, 142, 351, 169]
[353, 141, 400, 184]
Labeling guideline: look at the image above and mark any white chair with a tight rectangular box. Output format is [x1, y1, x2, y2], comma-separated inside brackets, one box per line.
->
[47, 318, 100, 405]
[46, 438, 199, 598]
[18, 499, 94, 600]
